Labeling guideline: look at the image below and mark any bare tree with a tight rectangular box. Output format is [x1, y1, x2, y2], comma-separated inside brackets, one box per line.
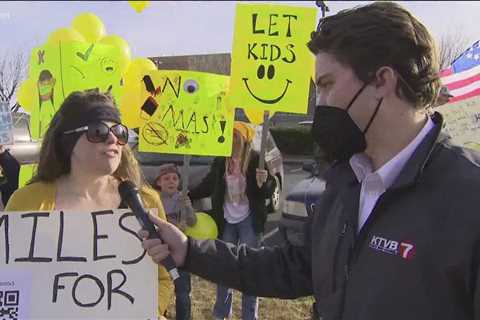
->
[0, 50, 27, 106]
[438, 32, 472, 70]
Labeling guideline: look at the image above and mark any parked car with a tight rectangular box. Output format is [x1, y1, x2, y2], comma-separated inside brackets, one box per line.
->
[278, 121, 328, 246]
[10, 112, 284, 213]
[279, 159, 326, 246]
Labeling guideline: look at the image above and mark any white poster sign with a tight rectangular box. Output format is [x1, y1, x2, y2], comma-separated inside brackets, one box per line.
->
[0, 209, 158, 319]
[437, 95, 480, 150]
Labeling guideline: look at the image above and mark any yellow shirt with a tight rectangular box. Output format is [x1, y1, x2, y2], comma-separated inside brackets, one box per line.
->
[6, 181, 174, 316]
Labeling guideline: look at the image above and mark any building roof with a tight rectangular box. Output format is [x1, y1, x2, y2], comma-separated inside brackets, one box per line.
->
[149, 53, 231, 75]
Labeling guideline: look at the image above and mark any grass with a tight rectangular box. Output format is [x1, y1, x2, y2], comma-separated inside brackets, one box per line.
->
[166, 275, 315, 320]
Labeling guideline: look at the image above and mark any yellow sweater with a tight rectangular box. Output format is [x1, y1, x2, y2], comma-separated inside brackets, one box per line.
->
[6, 181, 174, 316]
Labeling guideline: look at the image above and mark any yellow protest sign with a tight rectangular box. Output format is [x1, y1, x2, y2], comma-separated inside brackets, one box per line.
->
[229, 3, 316, 114]
[71, 12, 106, 43]
[26, 42, 123, 140]
[19, 164, 36, 188]
[437, 96, 480, 151]
[17, 12, 132, 141]
[136, 70, 234, 156]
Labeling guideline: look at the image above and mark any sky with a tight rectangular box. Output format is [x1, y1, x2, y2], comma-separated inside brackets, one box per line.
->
[1, 1, 479, 60]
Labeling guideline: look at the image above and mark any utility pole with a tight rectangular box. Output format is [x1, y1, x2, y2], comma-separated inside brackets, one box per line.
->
[316, 1, 329, 18]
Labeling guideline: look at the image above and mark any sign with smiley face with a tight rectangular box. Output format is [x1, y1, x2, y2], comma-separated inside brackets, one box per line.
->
[27, 42, 123, 140]
[229, 3, 316, 114]
[137, 70, 235, 156]
[59, 42, 123, 101]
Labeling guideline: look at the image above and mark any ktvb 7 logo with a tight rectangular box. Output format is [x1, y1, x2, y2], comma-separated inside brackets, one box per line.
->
[369, 235, 415, 260]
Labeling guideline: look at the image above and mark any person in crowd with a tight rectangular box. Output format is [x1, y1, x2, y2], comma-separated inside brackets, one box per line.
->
[187, 121, 274, 320]
[0, 145, 20, 206]
[154, 163, 196, 320]
[6, 89, 173, 319]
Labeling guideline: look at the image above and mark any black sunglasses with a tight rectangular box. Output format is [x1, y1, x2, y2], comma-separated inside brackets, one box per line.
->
[63, 122, 129, 145]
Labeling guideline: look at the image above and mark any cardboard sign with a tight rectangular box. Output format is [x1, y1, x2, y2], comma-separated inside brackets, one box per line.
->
[229, 3, 316, 114]
[27, 42, 123, 140]
[0, 101, 13, 145]
[136, 70, 234, 156]
[437, 96, 480, 150]
[18, 164, 36, 188]
[0, 209, 157, 319]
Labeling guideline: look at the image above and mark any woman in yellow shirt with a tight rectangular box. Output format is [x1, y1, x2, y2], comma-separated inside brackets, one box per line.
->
[6, 89, 173, 318]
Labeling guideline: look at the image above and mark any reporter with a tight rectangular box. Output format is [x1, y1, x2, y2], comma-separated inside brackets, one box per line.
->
[140, 2, 480, 320]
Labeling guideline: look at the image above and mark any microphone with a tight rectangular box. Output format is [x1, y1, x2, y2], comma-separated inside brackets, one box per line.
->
[118, 180, 180, 281]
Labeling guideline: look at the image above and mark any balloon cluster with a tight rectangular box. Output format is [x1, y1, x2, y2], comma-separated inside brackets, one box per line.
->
[17, 12, 157, 114]
[128, 1, 150, 13]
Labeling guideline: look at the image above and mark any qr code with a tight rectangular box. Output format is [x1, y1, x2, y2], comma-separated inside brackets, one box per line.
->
[0, 290, 19, 320]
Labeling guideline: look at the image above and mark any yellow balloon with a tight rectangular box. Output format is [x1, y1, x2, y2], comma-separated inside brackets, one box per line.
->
[119, 86, 144, 129]
[120, 58, 157, 128]
[128, 1, 150, 13]
[184, 212, 218, 240]
[132, 57, 156, 73]
[124, 57, 157, 84]
[17, 79, 36, 113]
[71, 13, 106, 43]
[47, 27, 85, 44]
[99, 35, 132, 73]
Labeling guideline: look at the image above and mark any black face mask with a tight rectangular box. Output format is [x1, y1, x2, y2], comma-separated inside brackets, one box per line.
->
[311, 84, 382, 163]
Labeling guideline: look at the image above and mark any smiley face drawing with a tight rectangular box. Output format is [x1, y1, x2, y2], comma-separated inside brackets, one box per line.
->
[242, 64, 292, 104]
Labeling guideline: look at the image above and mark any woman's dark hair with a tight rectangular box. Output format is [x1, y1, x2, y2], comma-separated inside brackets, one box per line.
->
[30, 90, 144, 188]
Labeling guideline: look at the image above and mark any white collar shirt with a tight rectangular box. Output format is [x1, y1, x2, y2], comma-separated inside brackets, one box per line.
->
[350, 117, 435, 232]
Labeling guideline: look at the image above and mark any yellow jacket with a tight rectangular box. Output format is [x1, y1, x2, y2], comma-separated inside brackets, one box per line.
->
[6, 181, 173, 316]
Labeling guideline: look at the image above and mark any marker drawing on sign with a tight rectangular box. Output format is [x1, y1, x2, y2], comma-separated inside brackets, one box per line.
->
[140, 96, 158, 119]
[218, 119, 227, 143]
[142, 122, 168, 146]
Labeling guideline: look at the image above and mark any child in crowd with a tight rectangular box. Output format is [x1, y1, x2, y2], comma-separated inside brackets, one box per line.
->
[155, 163, 196, 320]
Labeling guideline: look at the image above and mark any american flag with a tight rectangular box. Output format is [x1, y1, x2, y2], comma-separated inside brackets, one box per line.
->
[440, 40, 480, 103]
